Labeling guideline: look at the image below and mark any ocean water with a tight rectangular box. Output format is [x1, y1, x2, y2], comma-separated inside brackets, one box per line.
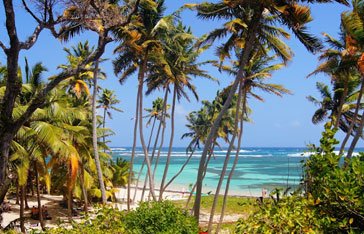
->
[111, 147, 362, 196]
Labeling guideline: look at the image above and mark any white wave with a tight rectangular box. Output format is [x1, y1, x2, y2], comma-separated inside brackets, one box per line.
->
[214, 149, 254, 153]
[111, 147, 126, 151]
[288, 152, 313, 157]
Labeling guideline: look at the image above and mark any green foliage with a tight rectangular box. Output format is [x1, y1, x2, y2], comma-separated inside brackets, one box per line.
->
[235, 193, 322, 234]
[123, 201, 198, 234]
[235, 124, 364, 233]
[45, 207, 125, 234]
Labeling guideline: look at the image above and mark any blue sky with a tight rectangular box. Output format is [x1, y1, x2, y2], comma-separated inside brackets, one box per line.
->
[0, 1, 363, 147]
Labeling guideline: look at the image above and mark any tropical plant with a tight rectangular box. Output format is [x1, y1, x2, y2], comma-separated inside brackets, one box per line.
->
[189, 0, 349, 221]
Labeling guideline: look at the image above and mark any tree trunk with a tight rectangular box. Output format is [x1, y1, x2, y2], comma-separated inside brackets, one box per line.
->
[193, 10, 262, 221]
[20, 185, 25, 233]
[16, 182, 19, 205]
[334, 76, 348, 129]
[103, 107, 107, 152]
[207, 81, 243, 233]
[340, 77, 364, 154]
[127, 71, 140, 211]
[149, 89, 169, 200]
[140, 118, 161, 202]
[79, 163, 88, 213]
[0, 137, 12, 204]
[186, 146, 215, 211]
[216, 91, 246, 234]
[159, 85, 177, 200]
[92, 59, 107, 204]
[34, 162, 45, 230]
[346, 109, 364, 159]
[68, 187, 73, 221]
[164, 143, 197, 190]
[133, 117, 156, 202]
[137, 53, 157, 201]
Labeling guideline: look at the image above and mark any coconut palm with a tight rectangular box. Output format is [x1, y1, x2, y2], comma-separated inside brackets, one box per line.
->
[339, 1, 364, 158]
[212, 50, 291, 233]
[113, 0, 168, 207]
[190, 0, 349, 221]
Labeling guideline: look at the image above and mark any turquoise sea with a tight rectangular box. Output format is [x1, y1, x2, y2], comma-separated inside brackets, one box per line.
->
[111, 147, 363, 196]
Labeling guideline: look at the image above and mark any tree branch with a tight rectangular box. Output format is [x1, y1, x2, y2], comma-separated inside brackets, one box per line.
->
[120, 0, 140, 27]
[0, 41, 7, 52]
[21, 0, 42, 24]
[20, 24, 44, 50]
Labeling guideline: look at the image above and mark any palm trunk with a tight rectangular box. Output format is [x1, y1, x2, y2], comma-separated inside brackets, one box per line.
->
[159, 85, 177, 200]
[335, 77, 348, 129]
[138, 53, 157, 201]
[141, 118, 162, 201]
[68, 187, 73, 221]
[216, 91, 246, 234]
[34, 162, 44, 230]
[164, 143, 196, 190]
[92, 59, 107, 204]
[133, 117, 156, 202]
[128, 75, 140, 210]
[340, 77, 364, 154]
[193, 10, 262, 221]
[16, 182, 19, 205]
[79, 164, 88, 213]
[207, 81, 243, 233]
[102, 108, 107, 152]
[346, 109, 364, 160]
[149, 89, 169, 200]
[186, 145, 215, 211]
[20, 185, 25, 233]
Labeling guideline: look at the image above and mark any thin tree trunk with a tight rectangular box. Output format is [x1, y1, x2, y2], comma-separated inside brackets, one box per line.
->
[79, 164, 88, 213]
[34, 162, 44, 230]
[102, 108, 107, 152]
[68, 187, 73, 221]
[92, 59, 107, 204]
[16, 182, 19, 205]
[149, 89, 169, 200]
[340, 77, 364, 154]
[138, 53, 157, 201]
[164, 144, 197, 190]
[133, 117, 156, 202]
[216, 91, 246, 234]
[20, 185, 25, 233]
[193, 10, 262, 221]
[186, 146, 215, 211]
[159, 85, 177, 200]
[207, 81, 243, 233]
[128, 72, 140, 211]
[335, 77, 348, 129]
[140, 119, 162, 201]
[346, 109, 364, 159]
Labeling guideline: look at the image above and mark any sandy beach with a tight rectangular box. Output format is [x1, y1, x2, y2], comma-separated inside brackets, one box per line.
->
[1, 185, 246, 231]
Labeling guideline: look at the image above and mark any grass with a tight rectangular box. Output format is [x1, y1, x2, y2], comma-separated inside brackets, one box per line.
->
[172, 195, 257, 216]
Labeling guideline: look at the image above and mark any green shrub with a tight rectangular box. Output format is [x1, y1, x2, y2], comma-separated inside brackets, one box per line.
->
[45, 206, 125, 234]
[123, 201, 198, 234]
[235, 125, 364, 233]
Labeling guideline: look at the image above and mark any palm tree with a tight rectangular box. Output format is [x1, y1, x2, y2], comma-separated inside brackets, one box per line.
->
[307, 81, 362, 134]
[339, 2, 364, 158]
[144, 21, 216, 200]
[113, 0, 167, 207]
[213, 51, 291, 233]
[190, 0, 348, 221]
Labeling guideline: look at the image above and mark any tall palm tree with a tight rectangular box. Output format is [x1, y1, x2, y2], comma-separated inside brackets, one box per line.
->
[190, 0, 348, 221]
[113, 0, 167, 207]
[212, 50, 291, 233]
[145, 21, 216, 200]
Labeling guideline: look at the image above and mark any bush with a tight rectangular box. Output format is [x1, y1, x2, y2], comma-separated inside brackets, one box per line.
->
[46, 206, 125, 234]
[123, 201, 198, 234]
[235, 125, 364, 233]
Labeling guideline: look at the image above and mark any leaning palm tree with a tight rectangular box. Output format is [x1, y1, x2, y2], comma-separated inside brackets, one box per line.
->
[190, 0, 348, 221]
[212, 50, 291, 233]
[113, 0, 167, 207]
[145, 22, 216, 200]
[339, 1, 364, 158]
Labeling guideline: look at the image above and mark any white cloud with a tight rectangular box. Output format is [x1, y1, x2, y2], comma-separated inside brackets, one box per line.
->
[289, 120, 301, 128]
